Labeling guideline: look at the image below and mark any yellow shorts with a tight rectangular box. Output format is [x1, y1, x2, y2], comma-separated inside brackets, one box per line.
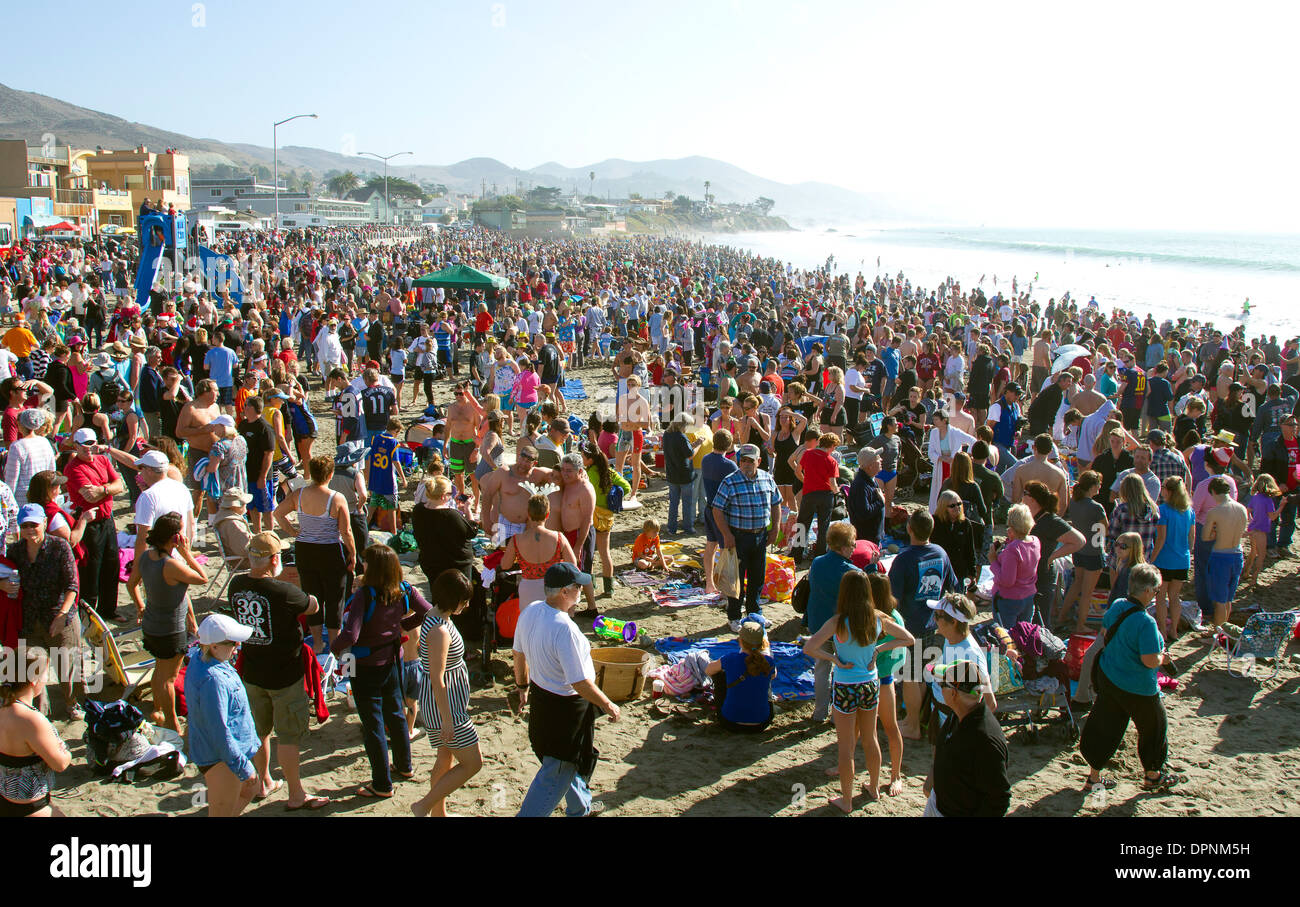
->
[594, 507, 613, 533]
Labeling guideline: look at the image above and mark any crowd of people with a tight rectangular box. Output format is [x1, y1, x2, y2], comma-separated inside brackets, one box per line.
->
[0, 218, 1294, 816]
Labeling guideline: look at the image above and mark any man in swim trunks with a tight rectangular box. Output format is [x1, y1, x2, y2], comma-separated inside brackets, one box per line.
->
[480, 444, 559, 548]
[175, 378, 222, 508]
[616, 374, 652, 501]
[444, 380, 481, 501]
[547, 453, 597, 615]
[1202, 475, 1248, 632]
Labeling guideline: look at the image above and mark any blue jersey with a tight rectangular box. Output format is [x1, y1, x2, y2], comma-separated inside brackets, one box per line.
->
[367, 434, 399, 496]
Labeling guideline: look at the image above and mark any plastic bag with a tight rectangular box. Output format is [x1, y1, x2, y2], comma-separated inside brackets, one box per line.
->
[762, 553, 795, 602]
[713, 547, 740, 600]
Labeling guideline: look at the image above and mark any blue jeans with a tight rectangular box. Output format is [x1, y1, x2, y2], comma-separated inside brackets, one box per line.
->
[350, 662, 411, 794]
[517, 756, 593, 817]
[692, 471, 707, 522]
[993, 593, 1035, 627]
[727, 528, 768, 621]
[15, 357, 32, 380]
[667, 481, 695, 535]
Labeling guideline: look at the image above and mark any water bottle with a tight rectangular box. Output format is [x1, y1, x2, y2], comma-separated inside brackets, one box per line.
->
[651, 679, 665, 700]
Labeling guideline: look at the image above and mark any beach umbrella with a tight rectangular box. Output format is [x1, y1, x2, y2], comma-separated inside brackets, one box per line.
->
[1051, 344, 1090, 373]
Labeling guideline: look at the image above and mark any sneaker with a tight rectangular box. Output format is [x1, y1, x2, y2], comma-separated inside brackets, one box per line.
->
[728, 619, 743, 633]
[585, 800, 606, 817]
[66, 703, 85, 723]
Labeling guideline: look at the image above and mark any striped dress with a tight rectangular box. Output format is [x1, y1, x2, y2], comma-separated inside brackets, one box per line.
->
[417, 612, 478, 749]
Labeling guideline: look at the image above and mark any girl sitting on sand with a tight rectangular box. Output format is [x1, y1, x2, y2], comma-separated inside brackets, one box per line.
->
[704, 619, 776, 734]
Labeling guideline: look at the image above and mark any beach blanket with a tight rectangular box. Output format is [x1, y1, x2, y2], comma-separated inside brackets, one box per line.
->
[654, 636, 814, 701]
[618, 571, 662, 588]
[560, 378, 588, 400]
[651, 583, 726, 609]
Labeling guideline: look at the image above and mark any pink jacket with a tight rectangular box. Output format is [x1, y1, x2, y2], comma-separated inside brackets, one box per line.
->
[989, 536, 1041, 601]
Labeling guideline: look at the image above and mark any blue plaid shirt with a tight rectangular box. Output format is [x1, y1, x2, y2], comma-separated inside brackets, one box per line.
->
[712, 468, 780, 531]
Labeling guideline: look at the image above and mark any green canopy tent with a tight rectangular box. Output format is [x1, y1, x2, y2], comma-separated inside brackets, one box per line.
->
[411, 263, 511, 291]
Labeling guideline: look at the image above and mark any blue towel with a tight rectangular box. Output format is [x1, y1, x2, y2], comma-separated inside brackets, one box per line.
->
[560, 378, 588, 400]
[654, 636, 814, 701]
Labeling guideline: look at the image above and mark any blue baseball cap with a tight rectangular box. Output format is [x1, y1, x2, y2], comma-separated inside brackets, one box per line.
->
[544, 562, 592, 588]
[17, 504, 45, 526]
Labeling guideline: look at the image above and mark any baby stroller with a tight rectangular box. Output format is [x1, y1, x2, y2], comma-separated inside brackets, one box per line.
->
[975, 615, 1079, 744]
[896, 435, 933, 493]
[462, 568, 518, 687]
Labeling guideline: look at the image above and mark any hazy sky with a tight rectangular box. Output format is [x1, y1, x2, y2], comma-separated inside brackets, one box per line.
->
[5, 0, 1297, 230]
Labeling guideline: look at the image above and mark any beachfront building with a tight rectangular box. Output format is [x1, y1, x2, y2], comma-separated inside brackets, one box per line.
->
[191, 175, 286, 202]
[344, 186, 425, 226]
[0, 140, 135, 235]
[86, 145, 191, 218]
[225, 190, 372, 226]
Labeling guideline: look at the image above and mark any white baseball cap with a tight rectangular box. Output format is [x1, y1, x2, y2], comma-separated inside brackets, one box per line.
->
[133, 450, 169, 469]
[197, 613, 253, 646]
[72, 428, 97, 445]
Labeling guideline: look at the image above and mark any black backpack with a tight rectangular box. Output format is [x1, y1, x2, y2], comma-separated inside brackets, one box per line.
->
[791, 574, 810, 616]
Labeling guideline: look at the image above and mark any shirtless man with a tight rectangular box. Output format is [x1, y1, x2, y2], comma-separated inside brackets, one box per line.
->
[1202, 476, 1248, 632]
[737, 358, 762, 396]
[1070, 373, 1105, 417]
[444, 380, 483, 501]
[947, 390, 977, 436]
[616, 375, 653, 501]
[175, 378, 222, 507]
[546, 453, 598, 613]
[479, 444, 559, 548]
[1032, 330, 1053, 392]
[1012, 434, 1070, 516]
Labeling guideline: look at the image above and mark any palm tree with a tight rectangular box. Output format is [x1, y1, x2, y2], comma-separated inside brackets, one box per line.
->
[327, 171, 360, 198]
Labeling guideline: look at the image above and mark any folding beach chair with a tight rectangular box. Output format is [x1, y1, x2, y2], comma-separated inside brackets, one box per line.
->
[80, 602, 155, 702]
[1216, 610, 1299, 681]
[202, 517, 249, 605]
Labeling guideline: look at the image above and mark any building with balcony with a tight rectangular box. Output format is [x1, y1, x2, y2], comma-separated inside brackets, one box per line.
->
[191, 176, 285, 203]
[87, 145, 191, 217]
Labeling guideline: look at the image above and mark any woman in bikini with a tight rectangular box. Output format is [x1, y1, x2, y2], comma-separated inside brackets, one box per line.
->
[500, 493, 577, 611]
[0, 649, 71, 818]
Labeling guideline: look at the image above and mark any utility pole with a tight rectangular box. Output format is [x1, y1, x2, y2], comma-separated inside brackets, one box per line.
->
[272, 113, 317, 229]
[358, 150, 413, 224]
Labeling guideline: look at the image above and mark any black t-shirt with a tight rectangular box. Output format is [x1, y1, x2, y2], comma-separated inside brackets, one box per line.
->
[1031, 513, 1073, 590]
[411, 506, 476, 580]
[360, 385, 396, 431]
[240, 417, 276, 480]
[539, 344, 562, 382]
[229, 575, 310, 690]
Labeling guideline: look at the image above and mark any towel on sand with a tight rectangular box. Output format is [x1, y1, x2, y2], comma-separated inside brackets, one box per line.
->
[654, 636, 814, 700]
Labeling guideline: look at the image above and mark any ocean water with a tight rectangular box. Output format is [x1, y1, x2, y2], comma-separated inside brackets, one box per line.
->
[713, 226, 1300, 338]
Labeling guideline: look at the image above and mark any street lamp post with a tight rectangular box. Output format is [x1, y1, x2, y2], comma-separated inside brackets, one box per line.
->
[358, 151, 413, 225]
[273, 113, 318, 229]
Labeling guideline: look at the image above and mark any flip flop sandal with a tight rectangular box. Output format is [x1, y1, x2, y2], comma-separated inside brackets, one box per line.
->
[1142, 771, 1186, 792]
[392, 768, 416, 781]
[253, 779, 283, 801]
[357, 784, 394, 799]
[1082, 776, 1117, 792]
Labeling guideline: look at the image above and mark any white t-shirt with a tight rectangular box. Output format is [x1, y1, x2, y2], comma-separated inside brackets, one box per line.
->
[844, 367, 865, 400]
[931, 633, 988, 702]
[512, 601, 595, 697]
[135, 478, 196, 544]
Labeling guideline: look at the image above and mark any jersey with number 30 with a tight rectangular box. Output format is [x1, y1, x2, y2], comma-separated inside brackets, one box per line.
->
[367, 434, 399, 496]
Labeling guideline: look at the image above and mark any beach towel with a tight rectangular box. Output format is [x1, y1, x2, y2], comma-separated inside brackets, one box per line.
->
[560, 378, 588, 400]
[655, 636, 815, 700]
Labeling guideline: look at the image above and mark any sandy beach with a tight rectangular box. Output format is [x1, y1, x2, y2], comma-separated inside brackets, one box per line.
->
[44, 354, 1300, 819]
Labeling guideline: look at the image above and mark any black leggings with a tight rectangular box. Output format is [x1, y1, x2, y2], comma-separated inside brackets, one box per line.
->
[792, 490, 835, 563]
[298, 541, 348, 628]
[1080, 668, 1168, 775]
[410, 366, 435, 404]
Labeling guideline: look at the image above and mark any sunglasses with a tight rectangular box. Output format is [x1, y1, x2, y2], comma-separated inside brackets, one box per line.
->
[948, 503, 962, 509]
[519, 453, 537, 462]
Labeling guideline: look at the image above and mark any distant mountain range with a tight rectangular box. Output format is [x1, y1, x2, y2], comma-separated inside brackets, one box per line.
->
[0, 82, 922, 225]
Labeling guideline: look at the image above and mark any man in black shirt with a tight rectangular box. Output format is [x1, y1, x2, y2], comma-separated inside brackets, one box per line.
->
[230, 532, 328, 810]
[538, 335, 564, 414]
[925, 659, 1010, 817]
[240, 397, 277, 533]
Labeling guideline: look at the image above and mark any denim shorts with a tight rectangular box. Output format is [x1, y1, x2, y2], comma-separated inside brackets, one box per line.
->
[401, 660, 423, 701]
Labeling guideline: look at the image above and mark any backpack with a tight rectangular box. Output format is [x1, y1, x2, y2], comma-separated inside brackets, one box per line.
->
[97, 369, 128, 407]
[791, 573, 810, 616]
[606, 481, 624, 514]
[83, 699, 145, 775]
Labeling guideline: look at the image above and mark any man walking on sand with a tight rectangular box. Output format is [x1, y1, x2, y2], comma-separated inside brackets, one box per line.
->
[514, 563, 620, 817]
